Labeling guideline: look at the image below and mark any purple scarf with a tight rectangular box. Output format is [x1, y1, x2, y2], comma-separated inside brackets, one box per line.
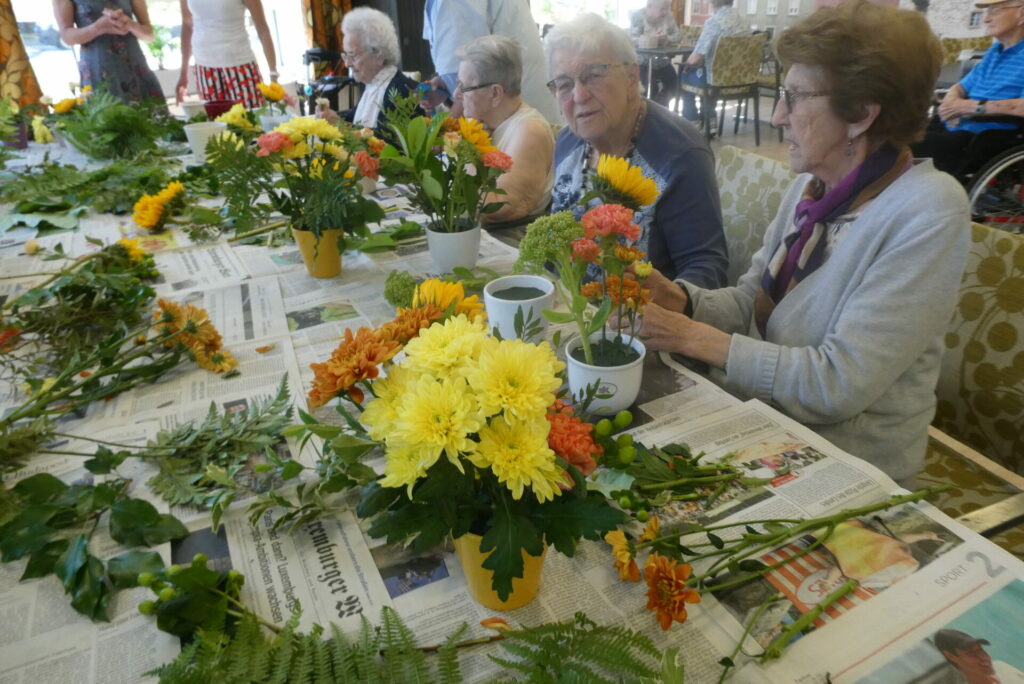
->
[753, 144, 912, 338]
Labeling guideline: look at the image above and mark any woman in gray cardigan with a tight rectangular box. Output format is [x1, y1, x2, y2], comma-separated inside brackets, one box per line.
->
[635, 1, 969, 483]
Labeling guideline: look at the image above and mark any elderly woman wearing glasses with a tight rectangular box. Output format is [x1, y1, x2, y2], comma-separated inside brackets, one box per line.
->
[633, 0, 969, 483]
[316, 8, 417, 135]
[455, 35, 554, 225]
[545, 13, 728, 288]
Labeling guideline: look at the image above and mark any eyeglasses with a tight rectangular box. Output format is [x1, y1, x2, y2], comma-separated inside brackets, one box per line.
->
[456, 81, 497, 94]
[779, 87, 832, 111]
[341, 49, 376, 63]
[983, 3, 1022, 15]
[546, 63, 627, 101]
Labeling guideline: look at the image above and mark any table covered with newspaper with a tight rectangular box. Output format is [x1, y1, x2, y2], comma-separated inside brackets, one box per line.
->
[1, 141, 1023, 684]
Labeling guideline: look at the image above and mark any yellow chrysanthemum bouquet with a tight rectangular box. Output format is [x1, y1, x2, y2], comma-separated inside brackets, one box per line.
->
[295, 278, 624, 604]
[378, 93, 512, 233]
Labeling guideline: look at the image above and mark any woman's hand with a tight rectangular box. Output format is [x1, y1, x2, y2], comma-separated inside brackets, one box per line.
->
[632, 264, 688, 313]
[95, 9, 130, 36]
[635, 301, 691, 354]
[315, 103, 340, 124]
[175, 73, 189, 103]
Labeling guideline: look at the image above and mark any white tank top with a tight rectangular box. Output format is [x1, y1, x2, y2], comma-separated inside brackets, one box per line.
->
[189, 0, 257, 68]
[492, 104, 555, 215]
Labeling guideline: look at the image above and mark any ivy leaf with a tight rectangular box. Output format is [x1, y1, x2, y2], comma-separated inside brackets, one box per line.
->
[109, 499, 188, 547]
[480, 504, 543, 602]
[0, 515, 59, 561]
[13, 473, 68, 504]
[21, 539, 70, 579]
[54, 534, 90, 590]
[70, 555, 111, 621]
[107, 550, 165, 588]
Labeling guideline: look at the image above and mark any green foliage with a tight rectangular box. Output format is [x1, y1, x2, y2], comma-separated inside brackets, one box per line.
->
[145, 378, 294, 525]
[0, 474, 185, 621]
[515, 211, 585, 275]
[0, 152, 175, 214]
[358, 457, 624, 601]
[491, 612, 662, 683]
[55, 92, 165, 160]
[148, 605, 462, 683]
[383, 270, 418, 308]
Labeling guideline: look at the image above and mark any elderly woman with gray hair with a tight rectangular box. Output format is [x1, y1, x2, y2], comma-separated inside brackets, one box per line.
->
[546, 13, 727, 287]
[455, 35, 554, 225]
[317, 7, 417, 135]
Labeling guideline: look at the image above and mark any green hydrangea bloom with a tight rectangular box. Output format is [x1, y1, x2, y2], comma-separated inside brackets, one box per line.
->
[383, 270, 418, 308]
[514, 211, 583, 274]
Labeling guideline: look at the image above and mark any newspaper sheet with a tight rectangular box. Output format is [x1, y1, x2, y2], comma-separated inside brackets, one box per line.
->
[152, 242, 249, 293]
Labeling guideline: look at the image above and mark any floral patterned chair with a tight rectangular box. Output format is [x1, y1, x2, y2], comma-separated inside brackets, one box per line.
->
[714, 145, 796, 286]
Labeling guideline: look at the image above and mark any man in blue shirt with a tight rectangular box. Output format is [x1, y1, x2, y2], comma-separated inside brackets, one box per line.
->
[912, 0, 1024, 176]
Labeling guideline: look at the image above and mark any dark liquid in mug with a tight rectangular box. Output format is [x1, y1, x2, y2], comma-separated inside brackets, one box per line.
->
[492, 286, 546, 301]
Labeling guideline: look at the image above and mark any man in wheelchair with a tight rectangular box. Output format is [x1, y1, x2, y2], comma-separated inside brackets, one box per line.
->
[911, 0, 1024, 180]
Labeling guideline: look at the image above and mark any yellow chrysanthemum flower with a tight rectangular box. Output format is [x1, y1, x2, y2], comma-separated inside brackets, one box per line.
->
[53, 98, 76, 114]
[195, 348, 238, 374]
[467, 337, 564, 422]
[412, 279, 486, 321]
[402, 314, 487, 379]
[276, 117, 341, 142]
[257, 81, 286, 102]
[361, 366, 414, 441]
[316, 141, 349, 161]
[390, 374, 482, 472]
[31, 116, 54, 143]
[634, 261, 653, 279]
[468, 415, 565, 502]
[457, 117, 497, 155]
[132, 181, 185, 231]
[378, 445, 431, 495]
[215, 103, 259, 130]
[595, 154, 659, 209]
[116, 237, 146, 263]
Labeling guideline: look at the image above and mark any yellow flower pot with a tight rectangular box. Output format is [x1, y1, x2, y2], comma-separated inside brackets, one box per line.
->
[453, 533, 547, 611]
[293, 228, 343, 278]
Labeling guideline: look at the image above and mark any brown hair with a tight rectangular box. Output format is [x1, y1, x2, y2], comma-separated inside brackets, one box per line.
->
[775, 0, 942, 146]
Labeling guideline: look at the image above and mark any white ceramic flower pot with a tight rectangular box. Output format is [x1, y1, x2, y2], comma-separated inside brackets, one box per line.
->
[183, 121, 228, 163]
[358, 175, 377, 195]
[181, 101, 206, 119]
[483, 274, 555, 341]
[425, 224, 481, 273]
[258, 111, 291, 131]
[565, 333, 646, 415]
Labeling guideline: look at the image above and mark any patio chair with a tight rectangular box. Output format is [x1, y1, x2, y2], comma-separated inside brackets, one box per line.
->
[679, 32, 768, 145]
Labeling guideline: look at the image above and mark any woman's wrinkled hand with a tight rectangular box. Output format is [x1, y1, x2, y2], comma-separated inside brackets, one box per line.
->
[315, 103, 340, 124]
[634, 302, 691, 354]
[628, 264, 688, 313]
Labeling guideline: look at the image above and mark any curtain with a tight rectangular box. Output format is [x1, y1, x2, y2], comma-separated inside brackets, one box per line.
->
[0, 0, 43, 105]
[303, 0, 352, 77]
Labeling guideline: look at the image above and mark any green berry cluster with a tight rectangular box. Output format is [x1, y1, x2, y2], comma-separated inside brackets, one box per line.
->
[593, 410, 637, 468]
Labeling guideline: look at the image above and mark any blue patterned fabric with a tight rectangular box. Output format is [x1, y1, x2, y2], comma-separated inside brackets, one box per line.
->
[551, 100, 728, 287]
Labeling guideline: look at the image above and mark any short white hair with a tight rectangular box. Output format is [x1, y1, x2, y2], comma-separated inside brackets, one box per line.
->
[544, 13, 638, 74]
[457, 35, 523, 97]
[341, 7, 400, 66]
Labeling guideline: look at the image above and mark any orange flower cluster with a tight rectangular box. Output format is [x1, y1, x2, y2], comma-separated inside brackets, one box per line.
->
[0, 326, 21, 353]
[614, 245, 646, 263]
[354, 150, 379, 180]
[580, 276, 651, 310]
[546, 400, 601, 477]
[581, 204, 639, 241]
[605, 529, 639, 582]
[571, 238, 602, 264]
[152, 299, 237, 374]
[482, 149, 513, 171]
[644, 553, 701, 631]
[308, 304, 443, 408]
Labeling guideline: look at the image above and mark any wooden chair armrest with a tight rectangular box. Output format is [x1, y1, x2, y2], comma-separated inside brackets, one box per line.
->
[928, 425, 1024, 491]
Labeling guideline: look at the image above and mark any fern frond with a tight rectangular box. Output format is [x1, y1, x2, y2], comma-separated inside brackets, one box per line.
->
[380, 605, 430, 683]
[435, 623, 467, 684]
[353, 615, 382, 684]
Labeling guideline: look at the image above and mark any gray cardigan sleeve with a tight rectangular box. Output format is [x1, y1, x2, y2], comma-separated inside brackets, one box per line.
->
[682, 168, 970, 426]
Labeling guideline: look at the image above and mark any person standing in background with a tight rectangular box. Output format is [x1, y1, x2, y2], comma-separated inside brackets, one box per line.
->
[52, 0, 163, 103]
[421, 0, 561, 125]
[175, 0, 277, 109]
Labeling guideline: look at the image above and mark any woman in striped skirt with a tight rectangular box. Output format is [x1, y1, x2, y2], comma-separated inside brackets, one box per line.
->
[176, 0, 276, 109]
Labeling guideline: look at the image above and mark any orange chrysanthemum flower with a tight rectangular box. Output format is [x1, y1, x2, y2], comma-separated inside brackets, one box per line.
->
[440, 115, 459, 133]
[378, 305, 444, 344]
[195, 348, 238, 374]
[605, 529, 640, 582]
[572, 238, 602, 264]
[308, 327, 402, 408]
[579, 281, 602, 300]
[547, 400, 601, 477]
[0, 327, 21, 353]
[643, 553, 701, 631]
[153, 298, 186, 334]
[639, 515, 660, 543]
[614, 245, 646, 263]
[604, 275, 650, 309]
[354, 150, 379, 180]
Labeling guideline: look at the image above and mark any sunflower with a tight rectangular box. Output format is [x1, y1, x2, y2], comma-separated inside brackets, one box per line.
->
[593, 155, 659, 210]
[116, 237, 146, 263]
[456, 117, 497, 155]
[643, 553, 701, 630]
[411, 279, 485, 321]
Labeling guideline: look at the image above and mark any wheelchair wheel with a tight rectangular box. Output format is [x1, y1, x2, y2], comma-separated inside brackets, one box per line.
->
[967, 145, 1024, 234]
